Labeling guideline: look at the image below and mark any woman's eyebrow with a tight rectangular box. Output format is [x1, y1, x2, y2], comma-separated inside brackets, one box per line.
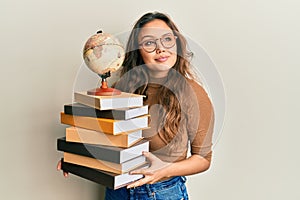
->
[140, 35, 155, 40]
[140, 33, 173, 41]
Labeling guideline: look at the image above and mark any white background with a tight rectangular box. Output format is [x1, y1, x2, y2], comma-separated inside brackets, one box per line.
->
[0, 0, 299, 199]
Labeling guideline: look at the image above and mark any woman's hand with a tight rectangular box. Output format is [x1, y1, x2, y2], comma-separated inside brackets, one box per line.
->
[127, 151, 170, 188]
[57, 159, 69, 177]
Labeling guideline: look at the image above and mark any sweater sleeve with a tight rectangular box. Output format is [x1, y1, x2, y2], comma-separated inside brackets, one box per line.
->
[186, 81, 215, 162]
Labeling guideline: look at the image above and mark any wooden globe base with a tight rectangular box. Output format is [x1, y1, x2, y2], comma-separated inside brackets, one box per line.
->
[87, 81, 121, 96]
[87, 87, 121, 96]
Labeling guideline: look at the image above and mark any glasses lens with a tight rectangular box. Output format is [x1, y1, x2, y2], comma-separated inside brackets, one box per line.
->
[161, 35, 176, 48]
[142, 40, 156, 52]
[140, 34, 177, 53]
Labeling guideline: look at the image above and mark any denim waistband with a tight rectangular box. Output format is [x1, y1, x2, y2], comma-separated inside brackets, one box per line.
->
[149, 176, 186, 190]
[129, 176, 186, 197]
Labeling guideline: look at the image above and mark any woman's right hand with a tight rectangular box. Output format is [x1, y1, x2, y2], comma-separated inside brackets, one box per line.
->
[57, 159, 69, 177]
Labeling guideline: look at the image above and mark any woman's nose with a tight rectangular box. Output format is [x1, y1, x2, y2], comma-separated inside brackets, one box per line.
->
[156, 41, 166, 53]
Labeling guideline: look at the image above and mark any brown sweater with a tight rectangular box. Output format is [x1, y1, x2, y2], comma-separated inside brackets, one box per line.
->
[143, 77, 214, 163]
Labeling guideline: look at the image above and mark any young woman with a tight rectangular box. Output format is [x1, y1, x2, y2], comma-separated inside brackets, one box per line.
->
[58, 11, 214, 200]
[105, 12, 215, 200]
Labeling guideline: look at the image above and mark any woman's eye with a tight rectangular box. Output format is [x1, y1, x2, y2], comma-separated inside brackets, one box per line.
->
[144, 40, 155, 46]
[163, 37, 172, 42]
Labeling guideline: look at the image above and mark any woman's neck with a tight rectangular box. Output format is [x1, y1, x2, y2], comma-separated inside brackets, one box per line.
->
[148, 70, 169, 79]
[149, 74, 168, 85]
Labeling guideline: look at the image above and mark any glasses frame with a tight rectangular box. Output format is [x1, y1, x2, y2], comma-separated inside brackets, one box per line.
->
[138, 34, 177, 53]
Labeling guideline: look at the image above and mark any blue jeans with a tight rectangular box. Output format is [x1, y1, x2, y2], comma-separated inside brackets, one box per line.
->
[105, 176, 188, 200]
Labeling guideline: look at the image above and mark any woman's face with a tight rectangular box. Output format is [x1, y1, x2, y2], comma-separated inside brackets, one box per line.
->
[138, 19, 177, 78]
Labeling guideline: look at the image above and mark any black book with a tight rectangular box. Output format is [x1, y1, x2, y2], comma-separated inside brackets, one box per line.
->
[57, 137, 149, 164]
[61, 159, 147, 190]
[64, 103, 148, 120]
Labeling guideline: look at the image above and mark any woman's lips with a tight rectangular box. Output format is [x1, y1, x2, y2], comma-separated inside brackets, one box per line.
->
[155, 56, 168, 62]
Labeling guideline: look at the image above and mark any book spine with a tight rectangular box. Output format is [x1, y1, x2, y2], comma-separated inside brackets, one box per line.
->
[74, 92, 101, 110]
[61, 160, 145, 190]
[64, 152, 124, 174]
[66, 127, 141, 148]
[60, 113, 115, 134]
[64, 152, 146, 174]
[74, 92, 144, 110]
[57, 137, 149, 163]
[57, 138, 122, 163]
[61, 160, 115, 189]
[64, 104, 125, 120]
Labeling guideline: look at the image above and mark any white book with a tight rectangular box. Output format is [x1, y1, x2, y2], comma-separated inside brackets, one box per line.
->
[74, 91, 145, 110]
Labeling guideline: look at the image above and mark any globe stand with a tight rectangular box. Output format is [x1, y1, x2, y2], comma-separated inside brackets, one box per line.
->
[87, 71, 121, 96]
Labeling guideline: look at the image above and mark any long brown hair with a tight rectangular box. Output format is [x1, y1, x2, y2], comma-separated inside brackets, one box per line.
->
[115, 12, 195, 143]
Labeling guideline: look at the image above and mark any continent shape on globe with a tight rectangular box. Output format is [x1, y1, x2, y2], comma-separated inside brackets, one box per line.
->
[83, 32, 125, 75]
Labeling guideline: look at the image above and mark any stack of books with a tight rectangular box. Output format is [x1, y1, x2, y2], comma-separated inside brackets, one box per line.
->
[57, 91, 150, 189]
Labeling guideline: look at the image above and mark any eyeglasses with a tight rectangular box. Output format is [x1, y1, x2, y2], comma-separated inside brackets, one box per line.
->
[139, 33, 177, 53]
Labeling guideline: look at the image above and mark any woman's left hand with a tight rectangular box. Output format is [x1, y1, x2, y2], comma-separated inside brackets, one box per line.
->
[127, 151, 170, 188]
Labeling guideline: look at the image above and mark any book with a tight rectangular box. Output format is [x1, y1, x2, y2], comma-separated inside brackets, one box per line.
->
[66, 127, 143, 148]
[74, 91, 144, 110]
[61, 159, 148, 190]
[64, 103, 148, 120]
[60, 112, 149, 135]
[57, 137, 149, 163]
[64, 152, 146, 174]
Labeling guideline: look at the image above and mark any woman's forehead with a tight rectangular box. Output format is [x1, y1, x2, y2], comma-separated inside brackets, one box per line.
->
[138, 19, 172, 38]
[138, 27, 173, 40]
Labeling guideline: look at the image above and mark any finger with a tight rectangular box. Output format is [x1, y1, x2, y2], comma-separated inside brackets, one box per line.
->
[63, 171, 69, 177]
[57, 161, 62, 170]
[130, 168, 153, 175]
[57, 160, 69, 177]
[127, 176, 152, 189]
